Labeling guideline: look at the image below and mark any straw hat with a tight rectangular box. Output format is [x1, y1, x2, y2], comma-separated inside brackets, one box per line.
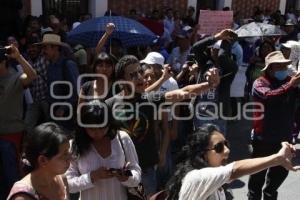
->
[262, 51, 292, 71]
[34, 33, 69, 48]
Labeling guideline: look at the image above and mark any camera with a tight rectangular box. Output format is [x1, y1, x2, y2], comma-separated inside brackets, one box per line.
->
[109, 168, 133, 176]
[0, 47, 12, 61]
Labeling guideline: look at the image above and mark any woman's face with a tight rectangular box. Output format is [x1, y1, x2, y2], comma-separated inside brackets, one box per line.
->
[86, 127, 109, 141]
[143, 68, 156, 88]
[205, 132, 230, 167]
[95, 62, 113, 78]
[44, 142, 72, 174]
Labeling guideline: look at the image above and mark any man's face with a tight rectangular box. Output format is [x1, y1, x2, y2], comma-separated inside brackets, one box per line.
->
[150, 64, 163, 77]
[269, 63, 288, 77]
[42, 44, 57, 61]
[123, 63, 145, 94]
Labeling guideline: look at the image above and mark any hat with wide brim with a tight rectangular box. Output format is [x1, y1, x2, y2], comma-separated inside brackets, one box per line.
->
[282, 40, 300, 49]
[34, 33, 69, 48]
[262, 51, 292, 71]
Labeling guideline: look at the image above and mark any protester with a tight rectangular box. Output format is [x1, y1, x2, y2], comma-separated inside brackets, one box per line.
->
[167, 27, 192, 74]
[7, 122, 72, 200]
[0, 44, 36, 198]
[3, 5, 300, 200]
[141, 52, 177, 189]
[248, 51, 300, 200]
[37, 33, 79, 131]
[78, 52, 115, 104]
[245, 40, 275, 98]
[280, 40, 300, 74]
[24, 36, 50, 131]
[66, 103, 141, 200]
[191, 29, 238, 134]
[163, 124, 299, 200]
[105, 54, 219, 197]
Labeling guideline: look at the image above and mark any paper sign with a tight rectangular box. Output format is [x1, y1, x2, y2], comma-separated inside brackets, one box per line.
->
[198, 10, 233, 35]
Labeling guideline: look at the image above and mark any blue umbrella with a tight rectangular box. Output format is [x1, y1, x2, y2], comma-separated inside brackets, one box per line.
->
[67, 16, 156, 48]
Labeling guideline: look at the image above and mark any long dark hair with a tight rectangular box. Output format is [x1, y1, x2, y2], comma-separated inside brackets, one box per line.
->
[73, 103, 116, 157]
[24, 122, 69, 170]
[166, 124, 220, 200]
[92, 52, 115, 79]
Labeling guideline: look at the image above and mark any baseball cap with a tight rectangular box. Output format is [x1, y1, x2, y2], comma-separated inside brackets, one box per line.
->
[140, 52, 165, 66]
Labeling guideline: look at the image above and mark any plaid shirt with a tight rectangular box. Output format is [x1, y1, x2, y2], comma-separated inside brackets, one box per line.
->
[29, 56, 49, 102]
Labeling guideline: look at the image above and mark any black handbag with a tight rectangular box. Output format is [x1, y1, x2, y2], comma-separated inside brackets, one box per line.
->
[117, 132, 147, 200]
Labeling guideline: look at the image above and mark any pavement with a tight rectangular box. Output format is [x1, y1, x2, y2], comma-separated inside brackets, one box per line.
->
[226, 118, 300, 200]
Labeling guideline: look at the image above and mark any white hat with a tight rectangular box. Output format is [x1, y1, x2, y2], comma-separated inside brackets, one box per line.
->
[282, 40, 300, 49]
[140, 52, 165, 66]
[262, 51, 292, 71]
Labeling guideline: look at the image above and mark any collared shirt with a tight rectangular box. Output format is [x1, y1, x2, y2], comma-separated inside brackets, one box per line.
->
[30, 56, 48, 102]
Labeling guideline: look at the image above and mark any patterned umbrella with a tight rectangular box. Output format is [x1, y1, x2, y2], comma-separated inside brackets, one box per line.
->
[67, 16, 156, 48]
[235, 22, 287, 37]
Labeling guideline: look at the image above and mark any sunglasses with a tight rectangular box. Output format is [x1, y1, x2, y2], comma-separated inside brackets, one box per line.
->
[205, 140, 229, 153]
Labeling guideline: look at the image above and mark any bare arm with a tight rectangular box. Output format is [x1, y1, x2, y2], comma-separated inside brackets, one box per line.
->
[95, 23, 115, 55]
[8, 45, 37, 86]
[175, 63, 189, 82]
[230, 142, 300, 180]
[145, 65, 172, 92]
[165, 68, 220, 103]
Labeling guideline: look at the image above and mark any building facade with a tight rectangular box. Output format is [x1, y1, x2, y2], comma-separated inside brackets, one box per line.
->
[22, 0, 294, 21]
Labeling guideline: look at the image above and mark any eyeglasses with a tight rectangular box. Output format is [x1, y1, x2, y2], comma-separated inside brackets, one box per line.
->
[205, 140, 229, 153]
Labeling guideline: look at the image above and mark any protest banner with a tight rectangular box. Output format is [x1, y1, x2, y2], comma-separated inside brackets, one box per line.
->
[198, 10, 233, 35]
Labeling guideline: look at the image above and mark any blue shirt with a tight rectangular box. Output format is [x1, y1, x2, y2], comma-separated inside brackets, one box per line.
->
[46, 56, 79, 105]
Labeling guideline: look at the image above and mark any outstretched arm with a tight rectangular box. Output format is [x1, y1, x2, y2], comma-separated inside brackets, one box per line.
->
[230, 142, 300, 180]
[165, 68, 220, 103]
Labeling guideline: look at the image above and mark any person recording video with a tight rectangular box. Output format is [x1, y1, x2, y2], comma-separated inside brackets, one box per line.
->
[0, 44, 36, 198]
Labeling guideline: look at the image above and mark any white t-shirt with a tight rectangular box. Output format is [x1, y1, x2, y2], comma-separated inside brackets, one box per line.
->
[179, 163, 234, 200]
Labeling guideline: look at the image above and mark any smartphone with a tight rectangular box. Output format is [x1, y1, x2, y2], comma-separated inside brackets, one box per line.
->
[109, 168, 133, 176]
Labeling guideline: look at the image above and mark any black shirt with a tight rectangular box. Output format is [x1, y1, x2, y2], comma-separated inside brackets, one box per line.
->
[105, 91, 166, 169]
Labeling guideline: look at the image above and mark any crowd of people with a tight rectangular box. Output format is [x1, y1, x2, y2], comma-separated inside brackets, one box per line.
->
[1, 4, 300, 200]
